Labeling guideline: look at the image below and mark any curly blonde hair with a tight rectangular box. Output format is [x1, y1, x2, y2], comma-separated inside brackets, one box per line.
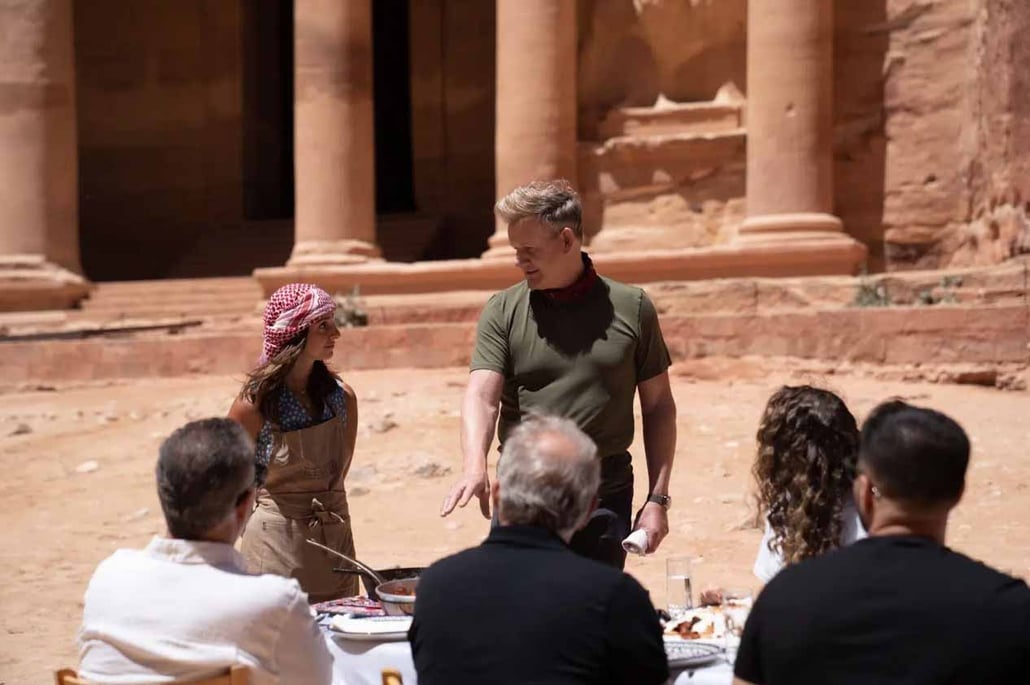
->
[753, 385, 859, 567]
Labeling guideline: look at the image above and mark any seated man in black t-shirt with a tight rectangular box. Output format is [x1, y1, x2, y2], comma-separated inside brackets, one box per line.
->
[410, 415, 668, 685]
[734, 400, 1030, 685]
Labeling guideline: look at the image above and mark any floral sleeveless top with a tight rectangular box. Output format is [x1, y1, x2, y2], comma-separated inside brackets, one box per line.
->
[253, 384, 347, 484]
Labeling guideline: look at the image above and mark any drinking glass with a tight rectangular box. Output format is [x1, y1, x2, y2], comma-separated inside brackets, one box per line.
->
[722, 588, 753, 651]
[665, 557, 694, 618]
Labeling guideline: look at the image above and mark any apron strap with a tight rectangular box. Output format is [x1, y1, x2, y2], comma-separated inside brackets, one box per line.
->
[309, 497, 347, 528]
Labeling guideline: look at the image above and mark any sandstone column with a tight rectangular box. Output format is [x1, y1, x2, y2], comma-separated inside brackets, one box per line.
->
[289, 0, 380, 266]
[484, 0, 577, 257]
[0, 0, 89, 310]
[737, 0, 848, 243]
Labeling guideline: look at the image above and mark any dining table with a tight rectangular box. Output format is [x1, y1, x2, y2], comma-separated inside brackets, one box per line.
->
[322, 627, 735, 685]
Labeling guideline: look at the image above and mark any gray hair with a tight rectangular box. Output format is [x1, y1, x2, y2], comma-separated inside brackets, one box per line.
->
[497, 415, 600, 537]
[494, 179, 583, 240]
[156, 418, 255, 540]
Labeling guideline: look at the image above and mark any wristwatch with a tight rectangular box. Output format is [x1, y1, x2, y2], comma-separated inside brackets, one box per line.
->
[647, 493, 672, 509]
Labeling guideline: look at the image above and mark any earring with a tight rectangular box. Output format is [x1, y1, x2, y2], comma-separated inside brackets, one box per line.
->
[871, 485, 882, 500]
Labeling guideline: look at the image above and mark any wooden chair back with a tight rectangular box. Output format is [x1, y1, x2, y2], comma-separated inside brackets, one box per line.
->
[55, 665, 249, 684]
[381, 667, 404, 685]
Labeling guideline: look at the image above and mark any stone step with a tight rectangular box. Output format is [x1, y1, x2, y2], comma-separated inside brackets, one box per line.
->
[1, 303, 1026, 386]
[598, 102, 743, 139]
[84, 276, 261, 300]
[580, 129, 746, 199]
[82, 295, 261, 310]
[78, 277, 262, 321]
[7, 258, 1027, 338]
[87, 276, 259, 297]
[76, 307, 258, 324]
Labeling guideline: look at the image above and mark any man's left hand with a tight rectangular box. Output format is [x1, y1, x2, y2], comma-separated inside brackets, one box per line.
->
[634, 501, 669, 553]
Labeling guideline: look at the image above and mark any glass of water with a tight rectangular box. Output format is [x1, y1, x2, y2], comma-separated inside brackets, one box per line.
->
[722, 588, 753, 651]
[666, 556, 694, 618]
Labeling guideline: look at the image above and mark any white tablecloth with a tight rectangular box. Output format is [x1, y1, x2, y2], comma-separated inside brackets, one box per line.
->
[671, 660, 734, 684]
[326, 630, 417, 685]
[324, 629, 733, 685]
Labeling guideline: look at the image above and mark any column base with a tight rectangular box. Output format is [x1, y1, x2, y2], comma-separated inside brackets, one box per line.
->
[254, 238, 867, 297]
[287, 239, 383, 267]
[0, 255, 91, 312]
[480, 231, 514, 260]
[737, 212, 845, 243]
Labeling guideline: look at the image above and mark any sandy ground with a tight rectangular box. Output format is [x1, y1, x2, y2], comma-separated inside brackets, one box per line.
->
[1, 364, 1029, 683]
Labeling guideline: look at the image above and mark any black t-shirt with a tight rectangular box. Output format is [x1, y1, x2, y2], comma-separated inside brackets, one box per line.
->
[735, 535, 1030, 685]
[410, 525, 668, 685]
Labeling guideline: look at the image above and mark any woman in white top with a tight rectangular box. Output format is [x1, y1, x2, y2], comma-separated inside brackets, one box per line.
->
[751, 385, 865, 583]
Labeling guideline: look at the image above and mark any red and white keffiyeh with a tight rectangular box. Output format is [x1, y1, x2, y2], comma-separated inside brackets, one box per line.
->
[260, 283, 336, 363]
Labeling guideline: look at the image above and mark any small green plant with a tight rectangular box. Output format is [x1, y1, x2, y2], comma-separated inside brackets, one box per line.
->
[853, 279, 891, 307]
[916, 289, 937, 306]
[914, 275, 962, 306]
[334, 286, 368, 327]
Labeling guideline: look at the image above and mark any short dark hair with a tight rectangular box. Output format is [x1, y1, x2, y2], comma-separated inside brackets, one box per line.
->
[859, 401, 969, 504]
[156, 418, 255, 540]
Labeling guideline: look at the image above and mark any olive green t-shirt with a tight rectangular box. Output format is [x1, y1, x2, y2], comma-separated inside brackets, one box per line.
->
[470, 276, 671, 459]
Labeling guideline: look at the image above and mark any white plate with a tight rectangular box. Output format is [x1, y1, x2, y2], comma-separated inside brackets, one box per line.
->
[664, 640, 723, 669]
[329, 615, 412, 642]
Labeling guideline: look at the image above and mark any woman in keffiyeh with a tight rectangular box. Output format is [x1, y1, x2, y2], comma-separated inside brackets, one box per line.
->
[228, 283, 360, 601]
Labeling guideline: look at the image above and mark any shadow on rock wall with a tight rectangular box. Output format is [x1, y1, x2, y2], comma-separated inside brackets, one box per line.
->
[834, 0, 888, 271]
[577, 0, 746, 140]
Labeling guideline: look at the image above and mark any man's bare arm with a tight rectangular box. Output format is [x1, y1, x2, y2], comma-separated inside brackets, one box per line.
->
[440, 369, 504, 518]
[636, 370, 677, 552]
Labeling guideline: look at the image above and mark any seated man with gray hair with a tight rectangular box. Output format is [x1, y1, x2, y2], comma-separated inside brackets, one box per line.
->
[410, 415, 668, 684]
[78, 418, 332, 685]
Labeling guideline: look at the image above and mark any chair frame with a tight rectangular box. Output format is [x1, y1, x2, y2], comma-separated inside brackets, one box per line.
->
[55, 665, 249, 684]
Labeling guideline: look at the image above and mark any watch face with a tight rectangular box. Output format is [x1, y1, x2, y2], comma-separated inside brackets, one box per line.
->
[649, 494, 671, 508]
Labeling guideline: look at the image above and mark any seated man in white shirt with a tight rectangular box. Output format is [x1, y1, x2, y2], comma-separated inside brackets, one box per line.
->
[78, 418, 332, 685]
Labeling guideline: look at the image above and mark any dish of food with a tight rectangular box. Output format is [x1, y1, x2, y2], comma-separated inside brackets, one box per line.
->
[663, 607, 727, 640]
[376, 577, 418, 617]
[329, 614, 413, 642]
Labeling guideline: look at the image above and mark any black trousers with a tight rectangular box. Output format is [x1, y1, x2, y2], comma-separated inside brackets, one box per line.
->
[569, 452, 634, 570]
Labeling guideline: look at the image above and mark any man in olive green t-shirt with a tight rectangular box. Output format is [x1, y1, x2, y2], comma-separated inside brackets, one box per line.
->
[440, 179, 678, 569]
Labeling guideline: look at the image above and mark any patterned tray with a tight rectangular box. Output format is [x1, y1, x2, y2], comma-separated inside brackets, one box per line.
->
[311, 595, 385, 617]
[664, 640, 723, 669]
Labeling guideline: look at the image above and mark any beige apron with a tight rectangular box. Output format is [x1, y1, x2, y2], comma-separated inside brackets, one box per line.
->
[240, 406, 358, 602]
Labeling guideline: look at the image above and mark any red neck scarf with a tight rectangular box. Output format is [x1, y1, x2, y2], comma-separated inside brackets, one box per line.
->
[539, 253, 599, 303]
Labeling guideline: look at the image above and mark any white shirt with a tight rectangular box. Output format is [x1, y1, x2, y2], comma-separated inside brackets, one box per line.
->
[78, 537, 332, 685]
[753, 499, 867, 583]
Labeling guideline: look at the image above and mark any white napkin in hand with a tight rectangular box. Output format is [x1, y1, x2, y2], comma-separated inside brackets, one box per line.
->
[622, 528, 650, 556]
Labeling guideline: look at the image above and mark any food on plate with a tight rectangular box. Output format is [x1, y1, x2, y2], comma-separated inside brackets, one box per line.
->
[663, 607, 726, 640]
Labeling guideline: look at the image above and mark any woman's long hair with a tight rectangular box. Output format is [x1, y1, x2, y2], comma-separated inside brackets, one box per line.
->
[238, 332, 341, 426]
[752, 385, 859, 567]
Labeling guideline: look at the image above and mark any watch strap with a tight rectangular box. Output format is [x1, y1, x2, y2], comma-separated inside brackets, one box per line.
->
[647, 493, 671, 508]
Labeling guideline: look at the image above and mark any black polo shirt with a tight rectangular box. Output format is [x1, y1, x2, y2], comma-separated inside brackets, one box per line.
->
[409, 525, 668, 685]
[735, 535, 1030, 684]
